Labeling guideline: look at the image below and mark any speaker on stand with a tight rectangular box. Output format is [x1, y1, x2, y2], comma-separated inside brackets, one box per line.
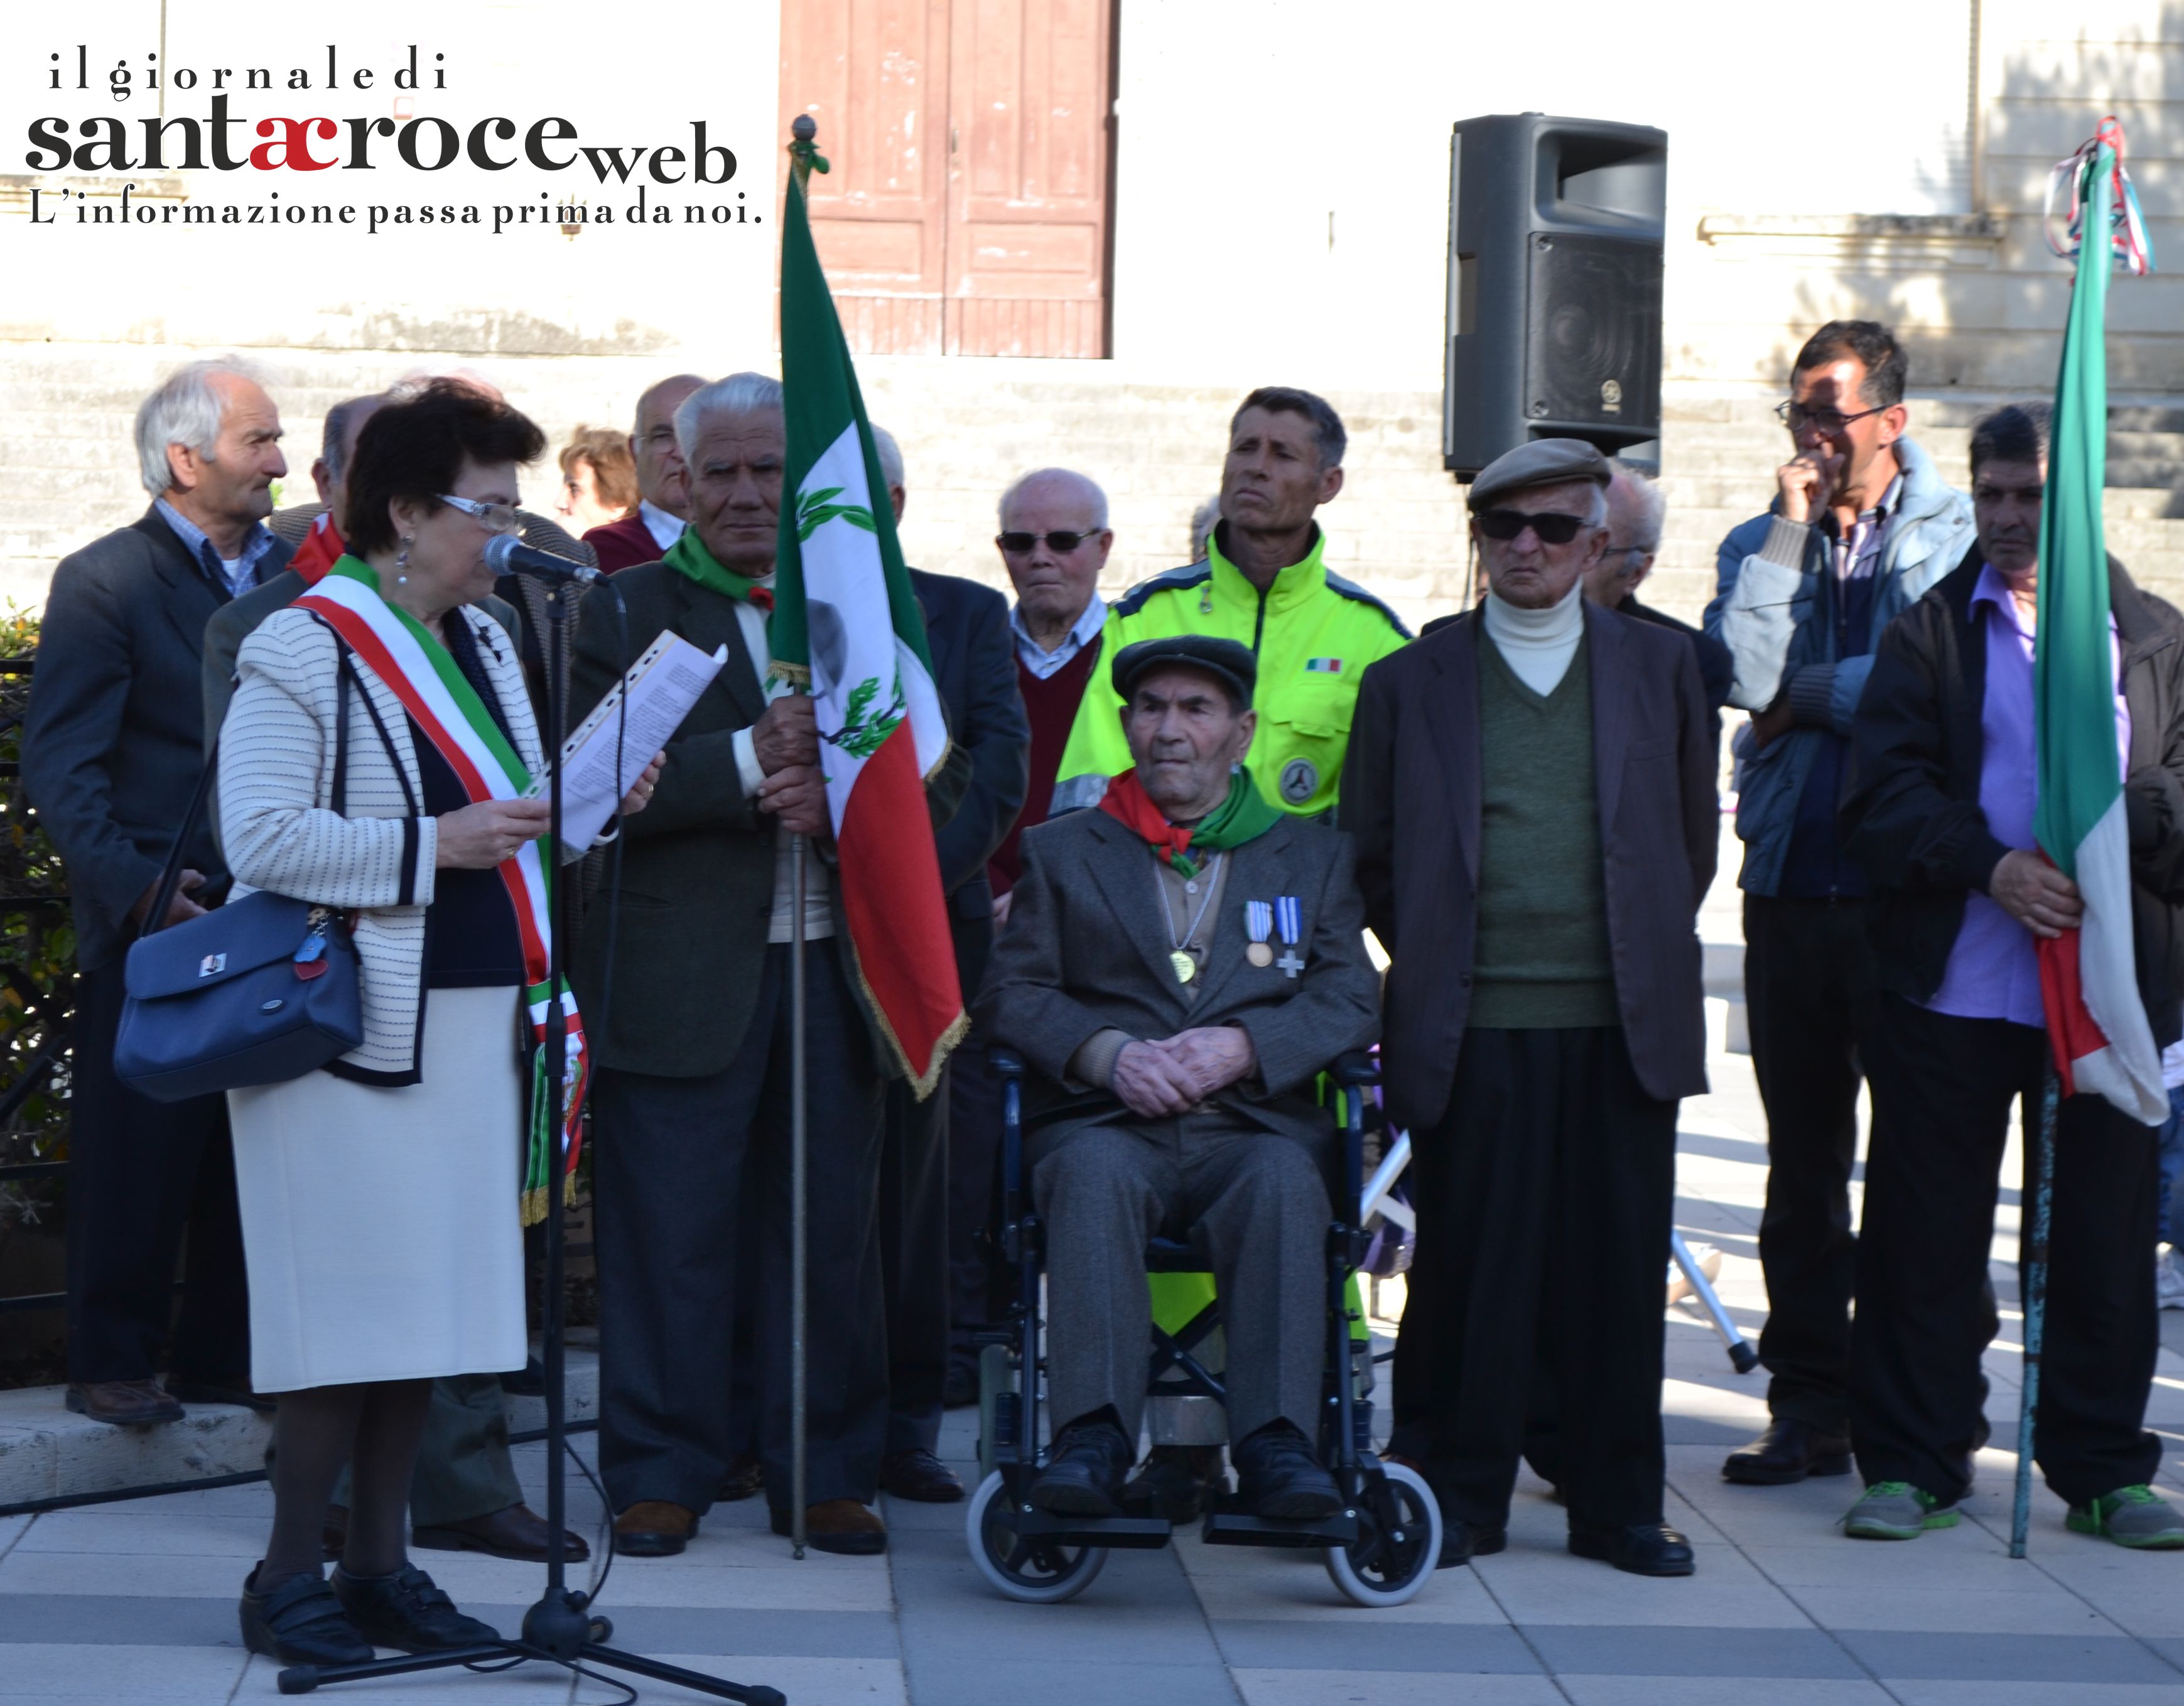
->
[1442, 113, 1667, 486]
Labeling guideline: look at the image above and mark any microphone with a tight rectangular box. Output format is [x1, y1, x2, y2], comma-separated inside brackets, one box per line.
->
[483, 533, 600, 585]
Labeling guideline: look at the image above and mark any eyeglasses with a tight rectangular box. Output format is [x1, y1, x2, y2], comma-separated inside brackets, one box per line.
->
[438, 494, 522, 534]
[996, 530, 1098, 556]
[1476, 508, 1589, 545]
[1774, 400, 1888, 435]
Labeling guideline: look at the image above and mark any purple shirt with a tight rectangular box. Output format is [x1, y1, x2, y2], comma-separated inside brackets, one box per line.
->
[1927, 564, 2130, 1025]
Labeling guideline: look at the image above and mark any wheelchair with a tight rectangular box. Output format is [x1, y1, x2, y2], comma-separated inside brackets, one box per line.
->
[965, 1048, 1443, 1607]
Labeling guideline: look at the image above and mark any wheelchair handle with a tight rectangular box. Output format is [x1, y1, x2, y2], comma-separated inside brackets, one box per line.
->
[1332, 1051, 1379, 1089]
[989, 1046, 1027, 1079]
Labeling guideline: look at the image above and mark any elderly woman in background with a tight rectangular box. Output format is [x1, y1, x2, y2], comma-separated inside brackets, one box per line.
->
[554, 424, 639, 539]
[218, 382, 659, 1665]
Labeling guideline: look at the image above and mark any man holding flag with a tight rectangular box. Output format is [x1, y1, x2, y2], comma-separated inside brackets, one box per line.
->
[1840, 399, 2184, 1547]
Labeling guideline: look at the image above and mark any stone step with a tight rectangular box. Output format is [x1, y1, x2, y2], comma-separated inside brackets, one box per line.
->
[0, 1347, 598, 1511]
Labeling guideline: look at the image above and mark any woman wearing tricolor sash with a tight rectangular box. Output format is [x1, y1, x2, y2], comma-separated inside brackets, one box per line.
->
[215, 384, 661, 1665]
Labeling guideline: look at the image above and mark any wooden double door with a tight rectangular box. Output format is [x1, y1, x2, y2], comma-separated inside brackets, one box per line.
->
[780, 0, 1115, 358]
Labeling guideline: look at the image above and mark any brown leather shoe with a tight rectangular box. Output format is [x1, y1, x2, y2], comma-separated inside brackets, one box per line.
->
[416, 1503, 590, 1563]
[612, 1501, 696, 1557]
[65, 1379, 184, 1427]
[769, 1499, 886, 1556]
[718, 1453, 765, 1503]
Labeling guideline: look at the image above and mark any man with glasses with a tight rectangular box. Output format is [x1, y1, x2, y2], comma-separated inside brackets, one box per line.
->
[583, 373, 706, 574]
[1346, 438, 1716, 1574]
[1704, 320, 1975, 1489]
[1583, 461, 1733, 756]
[1049, 387, 1409, 823]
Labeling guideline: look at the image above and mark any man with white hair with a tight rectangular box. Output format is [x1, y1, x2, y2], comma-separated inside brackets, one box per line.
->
[570, 374, 971, 1560]
[22, 357, 291, 1425]
[1583, 462, 1733, 752]
[583, 373, 706, 574]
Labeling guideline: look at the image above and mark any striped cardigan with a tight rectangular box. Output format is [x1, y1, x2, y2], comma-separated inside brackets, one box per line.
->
[219, 603, 544, 1084]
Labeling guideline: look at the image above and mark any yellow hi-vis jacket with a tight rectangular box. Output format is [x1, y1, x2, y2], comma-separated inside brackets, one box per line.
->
[1049, 526, 1410, 820]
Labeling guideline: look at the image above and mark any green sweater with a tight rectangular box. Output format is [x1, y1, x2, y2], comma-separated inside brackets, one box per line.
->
[1469, 632, 1619, 1028]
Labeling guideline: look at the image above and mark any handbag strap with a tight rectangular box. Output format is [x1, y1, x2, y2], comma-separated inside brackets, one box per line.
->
[139, 616, 421, 941]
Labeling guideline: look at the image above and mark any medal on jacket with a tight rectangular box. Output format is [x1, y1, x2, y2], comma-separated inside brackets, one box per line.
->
[1275, 896, 1304, 978]
[1170, 949, 1197, 984]
[1245, 900, 1274, 968]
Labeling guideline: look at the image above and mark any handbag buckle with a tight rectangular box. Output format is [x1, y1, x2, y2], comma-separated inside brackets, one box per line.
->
[198, 953, 226, 978]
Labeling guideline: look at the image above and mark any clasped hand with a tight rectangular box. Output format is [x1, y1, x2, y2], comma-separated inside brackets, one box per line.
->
[1989, 847, 2082, 939]
[1112, 1027, 1258, 1119]
[752, 695, 830, 838]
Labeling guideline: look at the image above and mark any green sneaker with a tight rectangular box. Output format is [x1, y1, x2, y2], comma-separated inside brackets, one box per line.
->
[1843, 1481, 1959, 1540]
[2066, 1485, 2184, 1549]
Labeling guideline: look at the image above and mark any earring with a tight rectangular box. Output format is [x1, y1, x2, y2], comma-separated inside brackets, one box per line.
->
[395, 536, 411, 586]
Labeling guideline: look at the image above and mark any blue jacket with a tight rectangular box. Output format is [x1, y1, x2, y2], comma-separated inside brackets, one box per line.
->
[1704, 435, 1976, 895]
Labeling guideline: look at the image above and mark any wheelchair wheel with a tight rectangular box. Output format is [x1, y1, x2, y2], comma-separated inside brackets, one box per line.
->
[1325, 1462, 1441, 1607]
[966, 1471, 1108, 1604]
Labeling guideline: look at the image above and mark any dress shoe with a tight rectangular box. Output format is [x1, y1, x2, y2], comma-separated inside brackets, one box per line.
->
[769, 1499, 887, 1555]
[332, 1564, 500, 1651]
[414, 1502, 589, 1563]
[1026, 1417, 1133, 1517]
[65, 1379, 183, 1427]
[880, 1448, 965, 1503]
[719, 1453, 765, 1502]
[1722, 1418, 1852, 1486]
[239, 1567, 374, 1667]
[613, 1500, 696, 1557]
[1435, 1518, 1508, 1568]
[1232, 1422, 1342, 1521]
[1570, 1522, 1696, 1577]
[166, 1376, 277, 1413]
[1123, 1445, 1226, 1522]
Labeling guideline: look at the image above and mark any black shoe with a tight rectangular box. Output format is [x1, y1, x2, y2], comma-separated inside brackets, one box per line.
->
[239, 1567, 374, 1667]
[1435, 1518, 1508, 1568]
[1026, 1417, 1133, 1517]
[1231, 1423, 1343, 1521]
[1123, 1445, 1225, 1522]
[1570, 1522, 1695, 1577]
[881, 1448, 965, 1503]
[1722, 1419, 1852, 1486]
[331, 1564, 501, 1652]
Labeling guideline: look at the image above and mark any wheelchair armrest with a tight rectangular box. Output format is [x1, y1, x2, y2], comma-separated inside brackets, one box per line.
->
[1332, 1051, 1379, 1089]
[989, 1046, 1027, 1080]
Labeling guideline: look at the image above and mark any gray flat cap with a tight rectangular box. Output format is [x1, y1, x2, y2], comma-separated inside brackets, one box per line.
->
[1467, 438, 1613, 511]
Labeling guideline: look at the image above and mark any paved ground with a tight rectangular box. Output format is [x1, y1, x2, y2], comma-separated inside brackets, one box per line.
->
[5, 1038, 2184, 1705]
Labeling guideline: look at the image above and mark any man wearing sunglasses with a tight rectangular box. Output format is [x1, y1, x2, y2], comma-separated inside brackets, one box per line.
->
[1704, 320, 1975, 1490]
[1049, 386, 1410, 823]
[1346, 436, 1716, 1575]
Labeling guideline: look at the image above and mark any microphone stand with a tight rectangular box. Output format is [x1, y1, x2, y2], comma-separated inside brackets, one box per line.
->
[279, 568, 784, 1703]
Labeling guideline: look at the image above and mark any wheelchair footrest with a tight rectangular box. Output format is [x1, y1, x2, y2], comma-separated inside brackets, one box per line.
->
[989, 1503, 1174, 1552]
[1200, 1496, 1360, 1548]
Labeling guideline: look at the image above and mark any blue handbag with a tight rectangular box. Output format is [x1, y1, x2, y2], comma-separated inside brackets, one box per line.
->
[114, 626, 401, 1101]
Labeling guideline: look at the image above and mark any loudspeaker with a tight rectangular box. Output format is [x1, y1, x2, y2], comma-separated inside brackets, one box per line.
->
[1442, 113, 1667, 480]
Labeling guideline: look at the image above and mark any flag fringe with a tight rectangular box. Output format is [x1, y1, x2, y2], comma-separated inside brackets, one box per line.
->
[841, 927, 968, 1100]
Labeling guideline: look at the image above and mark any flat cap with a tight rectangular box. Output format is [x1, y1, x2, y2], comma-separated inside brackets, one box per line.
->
[1467, 437, 1613, 512]
[1110, 634, 1257, 707]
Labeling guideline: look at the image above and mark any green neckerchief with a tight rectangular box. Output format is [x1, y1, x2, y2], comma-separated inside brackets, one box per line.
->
[1184, 766, 1283, 876]
[664, 527, 769, 605]
[1104, 765, 1282, 880]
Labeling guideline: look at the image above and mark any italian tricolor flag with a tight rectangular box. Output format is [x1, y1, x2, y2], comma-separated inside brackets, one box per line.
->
[2035, 131, 2166, 1125]
[769, 146, 965, 1096]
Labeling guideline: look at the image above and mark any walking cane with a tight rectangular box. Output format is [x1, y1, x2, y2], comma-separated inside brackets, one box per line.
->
[2011, 1069, 2059, 1558]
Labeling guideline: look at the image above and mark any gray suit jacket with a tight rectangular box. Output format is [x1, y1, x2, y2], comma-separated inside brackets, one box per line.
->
[978, 804, 1381, 1164]
[1343, 601, 1717, 1130]
[22, 507, 293, 971]
[567, 561, 973, 1080]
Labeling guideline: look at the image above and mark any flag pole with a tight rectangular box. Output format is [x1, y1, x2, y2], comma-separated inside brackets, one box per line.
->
[2011, 1068, 2058, 1558]
[782, 112, 825, 1563]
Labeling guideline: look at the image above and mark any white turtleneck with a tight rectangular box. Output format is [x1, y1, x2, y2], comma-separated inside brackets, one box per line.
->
[1481, 580, 1586, 696]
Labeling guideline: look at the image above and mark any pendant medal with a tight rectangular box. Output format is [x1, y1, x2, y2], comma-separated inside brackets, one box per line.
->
[1245, 899, 1274, 968]
[1170, 950, 1197, 984]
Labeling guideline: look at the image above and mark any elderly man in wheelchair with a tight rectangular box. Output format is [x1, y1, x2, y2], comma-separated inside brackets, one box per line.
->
[971, 635, 1440, 1605]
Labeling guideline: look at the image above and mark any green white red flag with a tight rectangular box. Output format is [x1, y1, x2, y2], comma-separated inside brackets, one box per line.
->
[769, 144, 965, 1096]
[2035, 122, 2165, 1125]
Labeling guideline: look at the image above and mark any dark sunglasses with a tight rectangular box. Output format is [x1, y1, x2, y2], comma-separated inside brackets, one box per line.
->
[996, 530, 1097, 555]
[1476, 508, 1588, 545]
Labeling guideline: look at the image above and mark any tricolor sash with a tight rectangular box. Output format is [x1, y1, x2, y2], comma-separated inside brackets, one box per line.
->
[297, 556, 587, 1224]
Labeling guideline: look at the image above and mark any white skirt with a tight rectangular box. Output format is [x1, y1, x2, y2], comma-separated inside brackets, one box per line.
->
[229, 985, 529, 1392]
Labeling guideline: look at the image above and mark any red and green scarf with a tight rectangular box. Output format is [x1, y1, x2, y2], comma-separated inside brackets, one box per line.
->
[1099, 766, 1280, 880]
